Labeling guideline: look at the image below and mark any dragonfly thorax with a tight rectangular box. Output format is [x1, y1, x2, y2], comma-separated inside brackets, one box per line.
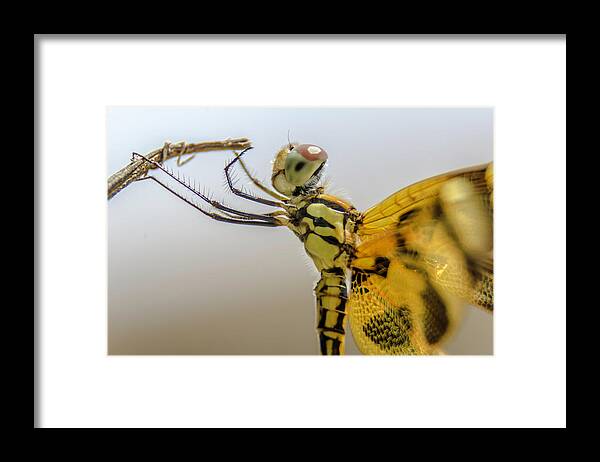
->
[288, 193, 360, 273]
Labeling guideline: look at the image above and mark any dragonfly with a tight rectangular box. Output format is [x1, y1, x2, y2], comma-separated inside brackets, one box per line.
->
[132, 142, 493, 355]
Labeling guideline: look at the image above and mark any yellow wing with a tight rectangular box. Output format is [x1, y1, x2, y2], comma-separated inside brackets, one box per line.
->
[348, 163, 493, 355]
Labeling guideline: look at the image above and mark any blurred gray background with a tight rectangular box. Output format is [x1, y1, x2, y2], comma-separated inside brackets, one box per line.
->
[107, 107, 493, 355]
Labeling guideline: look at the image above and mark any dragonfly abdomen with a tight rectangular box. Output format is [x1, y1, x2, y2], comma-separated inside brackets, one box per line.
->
[315, 269, 349, 355]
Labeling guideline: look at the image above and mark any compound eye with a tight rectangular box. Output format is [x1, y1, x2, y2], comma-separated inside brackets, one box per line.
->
[294, 144, 328, 162]
[284, 143, 328, 187]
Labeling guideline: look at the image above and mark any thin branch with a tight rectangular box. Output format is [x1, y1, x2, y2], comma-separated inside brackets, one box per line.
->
[107, 137, 252, 200]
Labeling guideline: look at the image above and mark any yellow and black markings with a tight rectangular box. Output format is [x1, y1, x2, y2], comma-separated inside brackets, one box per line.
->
[289, 195, 358, 355]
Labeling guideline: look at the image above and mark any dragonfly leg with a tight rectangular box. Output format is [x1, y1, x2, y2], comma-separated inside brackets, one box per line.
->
[137, 176, 283, 227]
[230, 150, 290, 201]
[224, 148, 289, 207]
[133, 153, 286, 226]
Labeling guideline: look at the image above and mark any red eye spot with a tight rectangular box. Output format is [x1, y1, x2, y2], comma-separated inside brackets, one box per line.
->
[295, 144, 328, 162]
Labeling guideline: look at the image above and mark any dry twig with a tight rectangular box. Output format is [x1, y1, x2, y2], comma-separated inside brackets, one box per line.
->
[107, 137, 252, 200]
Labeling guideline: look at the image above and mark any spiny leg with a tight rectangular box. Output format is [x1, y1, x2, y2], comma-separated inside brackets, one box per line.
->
[230, 149, 289, 201]
[137, 176, 283, 227]
[224, 147, 289, 206]
[132, 152, 285, 225]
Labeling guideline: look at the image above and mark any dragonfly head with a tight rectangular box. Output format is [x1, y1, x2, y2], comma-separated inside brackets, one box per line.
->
[271, 143, 328, 196]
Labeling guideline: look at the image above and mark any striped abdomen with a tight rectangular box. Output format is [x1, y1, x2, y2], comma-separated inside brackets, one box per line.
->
[315, 269, 349, 355]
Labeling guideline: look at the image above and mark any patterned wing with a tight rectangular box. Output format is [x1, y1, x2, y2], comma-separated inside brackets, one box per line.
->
[348, 163, 493, 355]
